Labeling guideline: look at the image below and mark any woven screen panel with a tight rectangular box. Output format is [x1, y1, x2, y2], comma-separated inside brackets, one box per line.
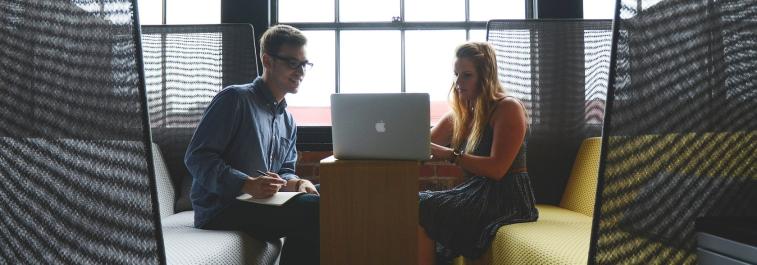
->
[141, 24, 258, 129]
[592, 0, 757, 264]
[487, 20, 613, 204]
[0, 0, 162, 264]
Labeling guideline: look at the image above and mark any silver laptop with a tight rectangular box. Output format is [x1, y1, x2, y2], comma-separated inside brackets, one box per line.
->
[331, 93, 430, 160]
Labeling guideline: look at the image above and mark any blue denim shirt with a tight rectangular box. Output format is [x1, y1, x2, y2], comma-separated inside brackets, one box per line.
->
[185, 77, 299, 228]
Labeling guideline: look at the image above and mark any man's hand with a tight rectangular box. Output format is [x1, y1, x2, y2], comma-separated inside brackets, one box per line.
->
[297, 179, 319, 196]
[242, 172, 287, 198]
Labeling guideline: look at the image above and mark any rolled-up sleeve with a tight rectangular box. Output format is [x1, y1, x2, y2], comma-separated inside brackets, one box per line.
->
[185, 89, 249, 201]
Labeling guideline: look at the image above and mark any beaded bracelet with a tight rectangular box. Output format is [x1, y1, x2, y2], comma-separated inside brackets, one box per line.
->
[448, 149, 462, 164]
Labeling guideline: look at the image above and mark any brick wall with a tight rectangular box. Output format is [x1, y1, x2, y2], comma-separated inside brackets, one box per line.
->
[296, 151, 466, 191]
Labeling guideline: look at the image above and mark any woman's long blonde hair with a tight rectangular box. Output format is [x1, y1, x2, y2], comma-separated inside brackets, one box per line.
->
[450, 42, 505, 153]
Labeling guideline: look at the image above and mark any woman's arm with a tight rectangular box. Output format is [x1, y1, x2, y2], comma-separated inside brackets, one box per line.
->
[434, 98, 527, 180]
[430, 111, 454, 146]
[430, 112, 455, 161]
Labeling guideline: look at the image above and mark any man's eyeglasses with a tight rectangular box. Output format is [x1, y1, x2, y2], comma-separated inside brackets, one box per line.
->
[268, 53, 313, 71]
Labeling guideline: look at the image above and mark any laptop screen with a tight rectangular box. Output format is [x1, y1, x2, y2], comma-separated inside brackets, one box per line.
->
[330, 93, 430, 160]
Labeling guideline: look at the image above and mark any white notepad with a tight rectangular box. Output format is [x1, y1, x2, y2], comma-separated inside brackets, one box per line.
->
[236, 192, 304, 206]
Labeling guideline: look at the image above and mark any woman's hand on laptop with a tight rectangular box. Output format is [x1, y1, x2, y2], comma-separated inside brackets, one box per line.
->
[242, 172, 287, 198]
[430, 143, 452, 161]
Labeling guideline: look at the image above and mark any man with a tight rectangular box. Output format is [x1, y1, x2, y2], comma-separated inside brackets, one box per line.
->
[185, 25, 319, 265]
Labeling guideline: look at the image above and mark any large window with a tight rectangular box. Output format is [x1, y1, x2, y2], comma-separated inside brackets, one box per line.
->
[138, 0, 220, 25]
[278, 0, 530, 126]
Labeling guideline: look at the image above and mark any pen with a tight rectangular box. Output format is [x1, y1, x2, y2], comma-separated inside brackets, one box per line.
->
[256, 170, 268, 176]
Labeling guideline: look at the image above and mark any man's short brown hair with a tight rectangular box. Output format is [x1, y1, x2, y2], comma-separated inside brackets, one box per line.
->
[260, 24, 307, 57]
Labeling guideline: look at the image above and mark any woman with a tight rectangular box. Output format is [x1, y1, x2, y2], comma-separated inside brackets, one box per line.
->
[418, 42, 538, 264]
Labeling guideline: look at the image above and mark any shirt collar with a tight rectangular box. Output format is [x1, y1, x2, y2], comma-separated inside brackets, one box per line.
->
[251, 77, 288, 114]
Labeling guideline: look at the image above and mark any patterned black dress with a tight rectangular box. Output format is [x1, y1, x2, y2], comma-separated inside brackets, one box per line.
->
[419, 124, 539, 262]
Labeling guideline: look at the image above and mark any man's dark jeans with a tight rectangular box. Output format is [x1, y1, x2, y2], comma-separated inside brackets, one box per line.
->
[204, 192, 320, 265]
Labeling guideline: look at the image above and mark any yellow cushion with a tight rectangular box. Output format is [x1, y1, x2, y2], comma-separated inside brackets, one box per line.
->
[455, 204, 592, 265]
[560, 137, 602, 217]
[456, 133, 755, 265]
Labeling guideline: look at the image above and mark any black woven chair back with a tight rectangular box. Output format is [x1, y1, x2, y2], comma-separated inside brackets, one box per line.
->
[590, 0, 757, 264]
[141, 24, 258, 195]
[141, 24, 258, 128]
[486, 19, 613, 204]
[0, 1, 163, 263]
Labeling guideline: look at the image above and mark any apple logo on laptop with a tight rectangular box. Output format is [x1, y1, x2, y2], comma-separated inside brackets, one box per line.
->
[375, 120, 386, 133]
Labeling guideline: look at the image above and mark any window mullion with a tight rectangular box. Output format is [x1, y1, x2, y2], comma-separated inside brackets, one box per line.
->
[465, 0, 470, 22]
[162, 0, 166, 24]
[335, 0, 340, 23]
[400, 0, 405, 93]
[400, 0, 405, 19]
[335, 0, 340, 93]
[527, 0, 536, 18]
[401, 30, 406, 93]
[335, 30, 341, 93]
[465, 0, 470, 39]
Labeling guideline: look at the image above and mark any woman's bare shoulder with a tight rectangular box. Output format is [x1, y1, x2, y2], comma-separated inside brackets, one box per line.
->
[499, 96, 523, 106]
[492, 97, 526, 123]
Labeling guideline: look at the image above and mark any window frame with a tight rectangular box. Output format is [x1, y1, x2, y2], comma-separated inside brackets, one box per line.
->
[273, 0, 533, 94]
[273, 0, 533, 151]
